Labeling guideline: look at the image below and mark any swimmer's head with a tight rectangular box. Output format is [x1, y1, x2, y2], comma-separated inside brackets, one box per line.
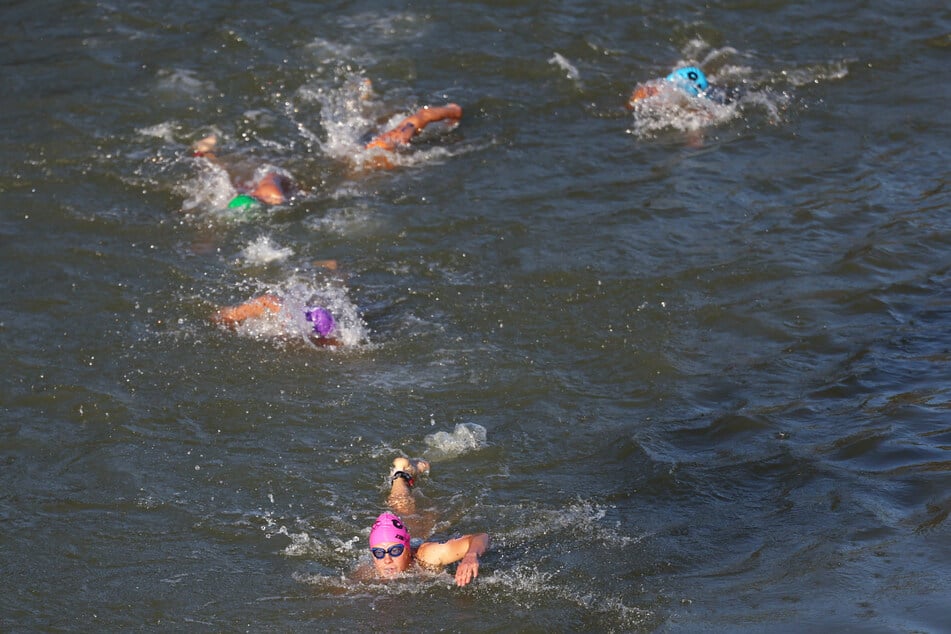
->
[304, 306, 335, 337]
[665, 66, 709, 97]
[369, 512, 410, 547]
[227, 194, 262, 211]
[369, 512, 412, 577]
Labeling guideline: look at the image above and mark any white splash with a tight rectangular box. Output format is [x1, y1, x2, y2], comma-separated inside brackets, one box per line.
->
[549, 52, 580, 81]
[239, 236, 293, 265]
[424, 423, 488, 458]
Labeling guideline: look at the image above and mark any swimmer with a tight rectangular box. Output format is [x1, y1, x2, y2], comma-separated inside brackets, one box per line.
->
[191, 101, 462, 206]
[627, 66, 737, 107]
[192, 134, 295, 212]
[364, 457, 489, 587]
[212, 287, 341, 347]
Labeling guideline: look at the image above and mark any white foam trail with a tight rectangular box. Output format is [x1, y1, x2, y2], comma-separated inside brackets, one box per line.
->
[549, 52, 580, 80]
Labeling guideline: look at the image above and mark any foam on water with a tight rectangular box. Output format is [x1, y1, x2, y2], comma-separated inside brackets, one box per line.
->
[178, 161, 240, 216]
[136, 122, 179, 144]
[628, 82, 740, 137]
[423, 423, 488, 460]
[153, 68, 216, 98]
[239, 236, 294, 266]
[549, 52, 581, 81]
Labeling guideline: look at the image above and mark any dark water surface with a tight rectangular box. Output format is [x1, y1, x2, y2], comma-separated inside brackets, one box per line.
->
[2, 1, 950, 631]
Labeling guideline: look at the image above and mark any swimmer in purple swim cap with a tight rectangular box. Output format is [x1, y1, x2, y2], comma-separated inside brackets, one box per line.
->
[304, 306, 336, 337]
[212, 268, 343, 347]
[361, 457, 489, 586]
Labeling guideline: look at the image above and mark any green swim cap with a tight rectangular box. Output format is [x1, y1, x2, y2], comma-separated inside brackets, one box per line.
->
[227, 194, 261, 210]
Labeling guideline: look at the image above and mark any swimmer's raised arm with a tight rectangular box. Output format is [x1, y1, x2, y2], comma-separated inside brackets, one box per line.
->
[416, 532, 489, 587]
[387, 457, 430, 516]
[365, 103, 463, 152]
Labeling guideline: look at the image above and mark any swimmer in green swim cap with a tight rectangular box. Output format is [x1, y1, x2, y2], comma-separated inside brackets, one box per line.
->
[193, 134, 295, 210]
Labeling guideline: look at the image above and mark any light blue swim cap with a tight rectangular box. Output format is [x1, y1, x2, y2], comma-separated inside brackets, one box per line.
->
[665, 66, 709, 97]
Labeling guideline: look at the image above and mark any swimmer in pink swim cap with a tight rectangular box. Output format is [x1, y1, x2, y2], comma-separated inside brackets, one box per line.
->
[366, 458, 489, 587]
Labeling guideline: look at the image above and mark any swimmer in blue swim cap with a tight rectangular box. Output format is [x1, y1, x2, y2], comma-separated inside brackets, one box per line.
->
[628, 65, 736, 106]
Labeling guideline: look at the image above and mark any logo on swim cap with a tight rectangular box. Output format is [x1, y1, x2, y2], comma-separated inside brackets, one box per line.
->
[665, 66, 709, 97]
[304, 306, 335, 337]
[369, 512, 410, 546]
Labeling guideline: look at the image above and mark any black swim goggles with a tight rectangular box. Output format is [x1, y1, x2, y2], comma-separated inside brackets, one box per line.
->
[370, 544, 406, 559]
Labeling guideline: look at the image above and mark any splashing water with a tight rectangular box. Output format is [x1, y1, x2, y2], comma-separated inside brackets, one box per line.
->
[294, 68, 462, 173]
[549, 52, 580, 81]
[423, 423, 488, 459]
[625, 40, 838, 138]
[222, 275, 368, 348]
[239, 236, 294, 266]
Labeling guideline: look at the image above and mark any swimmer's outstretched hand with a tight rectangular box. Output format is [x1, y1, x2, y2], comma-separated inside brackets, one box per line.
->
[212, 294, 282, 328]
[454, 552, 480, 587]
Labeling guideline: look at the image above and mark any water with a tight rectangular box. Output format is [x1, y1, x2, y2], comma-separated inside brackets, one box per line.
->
[2, 1, 950, 631]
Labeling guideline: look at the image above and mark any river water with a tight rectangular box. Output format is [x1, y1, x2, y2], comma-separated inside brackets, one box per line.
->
[2, 1, 950, 631]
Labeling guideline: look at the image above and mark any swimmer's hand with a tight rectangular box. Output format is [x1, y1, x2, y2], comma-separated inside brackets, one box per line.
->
[454, 552, 480, 587]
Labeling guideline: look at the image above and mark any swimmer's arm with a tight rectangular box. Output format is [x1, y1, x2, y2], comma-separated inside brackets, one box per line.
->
[212, 294, 282, 327]
[416, 532, 489, 587]
[365, 103, 463, 151]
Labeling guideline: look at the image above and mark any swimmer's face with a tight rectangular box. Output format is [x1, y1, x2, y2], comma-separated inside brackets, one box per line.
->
[370, 541, 411, 577]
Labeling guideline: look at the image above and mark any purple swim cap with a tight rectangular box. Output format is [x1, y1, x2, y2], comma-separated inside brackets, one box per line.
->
[369, 512, 410, 547]
[304, 306, 335, 337]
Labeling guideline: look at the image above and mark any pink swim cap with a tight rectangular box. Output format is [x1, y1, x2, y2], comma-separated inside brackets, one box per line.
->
[369, 512, 410, 547]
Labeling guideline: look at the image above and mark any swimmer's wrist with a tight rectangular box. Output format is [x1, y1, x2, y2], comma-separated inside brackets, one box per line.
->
[390, 470, 415, 488]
